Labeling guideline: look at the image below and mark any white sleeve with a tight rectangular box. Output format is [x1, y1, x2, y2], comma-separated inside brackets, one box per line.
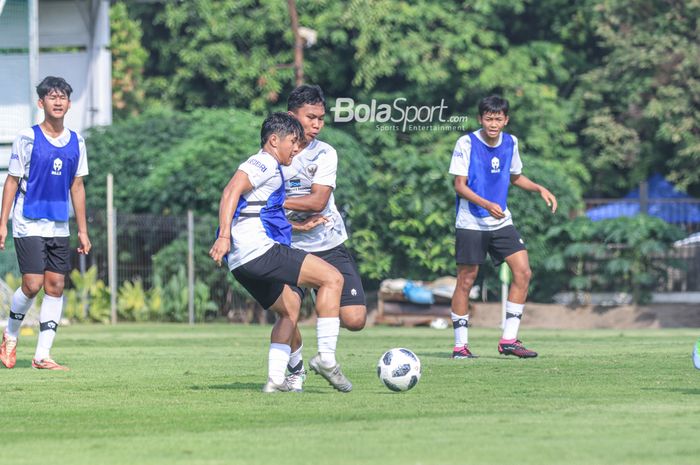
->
[238, 154, 276, 188]
[312, 148, 337, 188]
[75, 134, 89, 177]
[8, 129, 33, 178]
[448, 136, 470, 177]
[510, 136, 523, 174]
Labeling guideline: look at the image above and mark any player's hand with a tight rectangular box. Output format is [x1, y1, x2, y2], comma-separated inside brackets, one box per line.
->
[0, 224, 7, 250]
[484, 201, 506, 219]
[77, 231, 91, 254]
[293, 215, 328, 232]
[540, 188, 558, 213]
[209, 236, 231, 267]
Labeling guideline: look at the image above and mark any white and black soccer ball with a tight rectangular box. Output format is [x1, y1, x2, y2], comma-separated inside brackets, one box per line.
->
[377, 348, 421, 392]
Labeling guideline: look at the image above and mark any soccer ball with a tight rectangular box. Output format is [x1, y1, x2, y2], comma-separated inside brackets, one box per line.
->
[377, 348, 421, 392]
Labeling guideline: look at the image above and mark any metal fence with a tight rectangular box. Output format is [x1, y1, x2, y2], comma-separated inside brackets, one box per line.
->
[582, 198, 700, 293]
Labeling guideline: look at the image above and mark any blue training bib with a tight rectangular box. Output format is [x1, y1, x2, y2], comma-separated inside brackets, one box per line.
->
[22, 125, 80, 222]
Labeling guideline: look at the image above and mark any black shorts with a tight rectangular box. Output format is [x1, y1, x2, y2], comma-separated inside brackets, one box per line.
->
[308, 244, 366, 307]
[231, 243, 307, 309]
[455, 225, 526, 267]
[14, 236, 71, 274]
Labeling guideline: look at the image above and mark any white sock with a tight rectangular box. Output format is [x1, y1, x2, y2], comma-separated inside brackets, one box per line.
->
[502, 301, 524, 342]
[34, 295, 63, 361]
[451, 312, 469, 347]
[288, 344, 303, 372]
[268, 343, 291, 384]
[317, 317, 339, 367]
[6, 288, 34, 339]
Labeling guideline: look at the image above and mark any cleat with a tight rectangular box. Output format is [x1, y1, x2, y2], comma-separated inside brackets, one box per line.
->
[0, 332, 18, 368]
[309, 354, 352, 392]
[694, 339, 700, 370]
[31, 358, 69, 371]
[498, 340, 538, 358]
[452, 345, 478, 359]
[262, 378, 295, 393]
[285, 368, 306, 392]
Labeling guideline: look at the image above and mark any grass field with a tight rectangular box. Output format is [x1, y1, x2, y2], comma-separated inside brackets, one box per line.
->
[1, 324, 698, 465]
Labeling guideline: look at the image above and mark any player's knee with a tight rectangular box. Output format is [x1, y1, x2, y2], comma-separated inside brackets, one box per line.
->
[323, 269, 344, 293]
[341, 310, 366, 331]
[22, 279, 43, 298]
[457, 273, 476, 291]
[513, 267, 532, 286]
[44, 280, 65, 297]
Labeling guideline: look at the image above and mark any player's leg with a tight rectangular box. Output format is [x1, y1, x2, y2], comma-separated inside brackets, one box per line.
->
[32, 238, 70, 370]
[490, 226, 537, 358]
[267, 285, 304, 391]
[269, 287, 306, 390]
[296, 254, 352, 392]
[451, 228, 487, 358]
[451, 264, 479, 358]
[1, 237, 45, 369]
[315, 244, 367, 331]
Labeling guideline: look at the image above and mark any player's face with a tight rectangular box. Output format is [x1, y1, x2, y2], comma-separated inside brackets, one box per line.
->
[276, 133, 302, 166]
[38, 90, 71, 120]
[478, 111, 508, 140]
[290, 103, 325, 143]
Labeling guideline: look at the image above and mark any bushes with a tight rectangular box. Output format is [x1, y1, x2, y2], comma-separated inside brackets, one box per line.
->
[545, 215, 685, 304]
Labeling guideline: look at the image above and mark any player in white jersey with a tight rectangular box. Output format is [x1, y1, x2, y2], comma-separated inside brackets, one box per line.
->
[209, 113, 352, 393]
[448, 95, 557, 359]
[271, 85, 367, 391]
[0, 76, 91, 371]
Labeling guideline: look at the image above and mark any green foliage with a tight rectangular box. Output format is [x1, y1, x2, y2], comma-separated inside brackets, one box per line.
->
[546, 215, 685, 303]
[110, 2, 148, 119]
[63, 267, 111, 323]
[577, 0, 700, 195]
[508, 158, 584, 300]
[154, 267, 217, 323]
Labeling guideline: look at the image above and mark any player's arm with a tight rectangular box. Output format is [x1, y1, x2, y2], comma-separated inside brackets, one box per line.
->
[454, 175, 505, 219]
[70, 176, 91, 254]
[284, 183, 332, 213]
[209, 170, 254, 266]
[0, 174, 20, 250]
[510, 174, 557, 213]
[290, 214, 328, 232]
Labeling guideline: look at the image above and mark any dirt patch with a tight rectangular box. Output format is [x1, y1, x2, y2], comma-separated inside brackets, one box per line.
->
[467, 302, 700, 329]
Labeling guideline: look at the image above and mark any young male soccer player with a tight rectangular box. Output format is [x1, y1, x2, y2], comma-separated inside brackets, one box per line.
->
[0, 76, 91, 370]
[209, 112, 352, 393]
[448, 95, 557, 359]
[270, 85, 367, 391]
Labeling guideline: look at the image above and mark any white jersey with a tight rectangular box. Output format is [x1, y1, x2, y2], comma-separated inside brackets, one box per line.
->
[226, 150, 286, 270]
[282, 139, 348, 252]
[8, 127, 89, 238]
[449, 130, 522, 231]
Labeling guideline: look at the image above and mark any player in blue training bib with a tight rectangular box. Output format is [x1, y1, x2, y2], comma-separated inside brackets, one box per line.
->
[209, 113, 353, 393]
[448, 95, 558, 359]
[265, 85, 368, 392]
[0, 76, 91, 371]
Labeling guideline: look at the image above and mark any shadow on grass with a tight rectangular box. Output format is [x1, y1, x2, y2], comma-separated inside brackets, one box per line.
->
[418, 352, 523, 361]
[640, 387, 700, 395]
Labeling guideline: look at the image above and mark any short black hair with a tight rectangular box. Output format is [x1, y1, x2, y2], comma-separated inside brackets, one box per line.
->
[36, 76, 73, 99]
[287, 84, 325, 112]
[478, 95, 509, 116]
[260, 112, 305, 148]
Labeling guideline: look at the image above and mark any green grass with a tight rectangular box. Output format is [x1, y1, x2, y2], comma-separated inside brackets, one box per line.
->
[1, 324, 699, 465]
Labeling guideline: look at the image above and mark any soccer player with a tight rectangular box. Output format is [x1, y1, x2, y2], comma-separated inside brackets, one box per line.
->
[271, 85, 367, 391]
[209, 112, 352, 393]
[0, 76, 91, 370]
[448, 95, 557, 359]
